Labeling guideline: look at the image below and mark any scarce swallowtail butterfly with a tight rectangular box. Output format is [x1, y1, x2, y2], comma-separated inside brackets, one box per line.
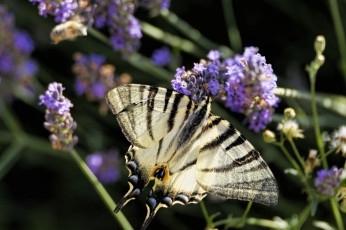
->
[106, 84, 278, 230]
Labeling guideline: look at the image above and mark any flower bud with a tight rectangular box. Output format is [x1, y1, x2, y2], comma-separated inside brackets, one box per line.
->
[284, 107, 296, 119]
[263, 130, 276, 143]
[316, 54, 325, 67]
[314, 35, 326, 54]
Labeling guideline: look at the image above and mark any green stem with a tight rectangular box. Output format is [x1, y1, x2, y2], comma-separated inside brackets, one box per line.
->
[159, 10, 234, 57]
[275, 143, 304, 178]
[0, 141, 24, 180]
[141, 21, 205, 57]
[88, 28, 173, 82]
[296, 204, 311, 229]
[221, 0, 242, 53]
[273, 87, 346, 117]
[239, 201, 252, 224]
[309, 66, 328, 169]
[1, 103, 24, 135]
[288, 138, 306, 172]
[328, 0, 346, 83]
[69, 149, 133, 230]
[200, 200, 213, 228]
[318, 147, 336, 160]
[330, 198, 344, 230]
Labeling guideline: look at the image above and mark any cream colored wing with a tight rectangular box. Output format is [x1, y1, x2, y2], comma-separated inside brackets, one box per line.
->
[106, 84, 192, 149]
[195, 114, 278, 206]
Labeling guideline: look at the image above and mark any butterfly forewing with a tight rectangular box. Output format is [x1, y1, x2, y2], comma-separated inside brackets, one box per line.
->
[106, 84, 191, 149]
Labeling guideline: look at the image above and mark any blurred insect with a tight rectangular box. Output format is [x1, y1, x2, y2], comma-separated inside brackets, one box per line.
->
[50, 20, 87, 44]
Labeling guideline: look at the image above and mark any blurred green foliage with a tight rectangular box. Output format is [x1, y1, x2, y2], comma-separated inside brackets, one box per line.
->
[1, 0, 346, 230]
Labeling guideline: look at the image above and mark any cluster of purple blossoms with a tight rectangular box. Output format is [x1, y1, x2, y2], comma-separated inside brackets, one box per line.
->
[39, 82, 78, 152]
[151, 46, 171, 66]
[0, 5, 38, 104]
[86, 150, 121, 184]
[72, 53, 131, 114]
[94, 0, 142, 57]
[29, 0, 78, 23]
[29, 0, 146, 57]
[315, 166, 343, 196]
[171, 48, 280, 132]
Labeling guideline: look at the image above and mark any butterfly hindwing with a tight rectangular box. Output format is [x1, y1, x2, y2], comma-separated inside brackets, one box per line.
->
[196, 114, 278, 206]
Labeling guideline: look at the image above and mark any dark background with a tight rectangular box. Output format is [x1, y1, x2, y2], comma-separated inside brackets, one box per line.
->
[1, 0, 346, 229]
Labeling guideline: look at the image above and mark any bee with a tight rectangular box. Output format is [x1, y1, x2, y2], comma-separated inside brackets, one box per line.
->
[50, 20, 88, 44]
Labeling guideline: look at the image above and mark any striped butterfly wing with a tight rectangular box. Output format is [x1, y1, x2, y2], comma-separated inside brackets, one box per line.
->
[196, 114, 278, 206]
[106, 84, 191, 149]
[106, 84, 278, 230]
[107, 84, 211, 229]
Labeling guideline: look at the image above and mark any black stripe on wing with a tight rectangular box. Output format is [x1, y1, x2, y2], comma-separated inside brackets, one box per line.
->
[163, 89, 173, 112]
[147, 86, 159, 141]
[198, 150, 260, 173]
[168, 93, 184, 132]
[200, 124, 236, 152]
[178, 99, 208, 148]
[225, 134, 246, 151]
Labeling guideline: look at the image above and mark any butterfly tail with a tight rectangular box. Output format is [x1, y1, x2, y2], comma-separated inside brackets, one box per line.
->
[140, 197, 162, 230]
[114, 179, 142, 213]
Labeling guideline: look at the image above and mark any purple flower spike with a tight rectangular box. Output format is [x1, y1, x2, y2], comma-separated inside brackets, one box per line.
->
[0, 5, 37, 103]
[171, 47, 280, 132]
[86, 150, 121, 184]
[39, 82, 78, 152]
[72, 53, 132, 113]
[315, 166, 343, 196]
[151, 46, 171, 66]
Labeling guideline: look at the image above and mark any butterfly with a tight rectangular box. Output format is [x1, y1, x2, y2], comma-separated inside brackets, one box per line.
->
[106, 84, 278, 230]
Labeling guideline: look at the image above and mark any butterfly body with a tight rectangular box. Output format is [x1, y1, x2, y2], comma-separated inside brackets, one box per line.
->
[106, 84, 278, 230]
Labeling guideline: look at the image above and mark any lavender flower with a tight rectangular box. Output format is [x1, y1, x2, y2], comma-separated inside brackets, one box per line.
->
[103, 0, 142, 57]
[0, 5, 38, 104]
[151, 46, 171, 66]
[171, 48, 280, 132]
[30, 0, 142, 57]
[29, 0, 78, 23]
[315, 166, 343, 196]
[39, 82, 78, 152]
[86, 150, 121, 184]
[72, 53, 132, 114]
[329, 125, 346, 156]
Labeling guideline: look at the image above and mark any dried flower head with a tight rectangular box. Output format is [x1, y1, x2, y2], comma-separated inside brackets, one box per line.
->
[284, 107, 296, 119]
[86, 150, 121, 184]
[171, 48, 280, 132]
[315, 166, 343, 196]
[277, 120, 304, 139]
[305, 149, 320, 173]
[329, 125, 346, 156]
[39, 82, 78, 152]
